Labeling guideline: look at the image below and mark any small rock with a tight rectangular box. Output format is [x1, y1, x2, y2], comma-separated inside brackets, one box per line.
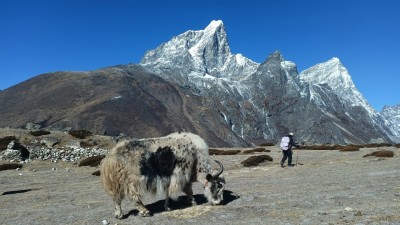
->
[345, 207, 353, 211]
[354, 211, 362, 216]
[101, 219, 109, 225]
[16, 168, 21, 171]
[19, 173, 22, 176]
[25, 122, 41, 130]
[32, 169, 36, 172]
[40, 137, 60, 148]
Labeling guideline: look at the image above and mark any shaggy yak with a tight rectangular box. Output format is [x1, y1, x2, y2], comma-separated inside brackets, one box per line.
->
[100, 132, 225, 218]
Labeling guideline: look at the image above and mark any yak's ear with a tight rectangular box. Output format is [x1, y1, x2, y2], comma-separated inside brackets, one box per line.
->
[206, 174, 212, 182]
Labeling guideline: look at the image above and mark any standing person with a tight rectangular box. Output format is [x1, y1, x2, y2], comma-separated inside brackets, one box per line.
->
[279, 132, 300, 167]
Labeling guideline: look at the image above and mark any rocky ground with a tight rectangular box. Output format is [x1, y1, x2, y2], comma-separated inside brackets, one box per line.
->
[1, 129, 400, 225]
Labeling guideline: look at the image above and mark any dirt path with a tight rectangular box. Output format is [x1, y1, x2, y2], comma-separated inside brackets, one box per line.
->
[1, 147, 399, 225]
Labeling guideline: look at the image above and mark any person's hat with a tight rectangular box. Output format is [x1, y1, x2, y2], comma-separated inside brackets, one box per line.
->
[289, 132, 294, 136]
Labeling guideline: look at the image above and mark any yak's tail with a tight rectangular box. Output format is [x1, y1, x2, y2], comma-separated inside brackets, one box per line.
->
[100, 145, 126, 200]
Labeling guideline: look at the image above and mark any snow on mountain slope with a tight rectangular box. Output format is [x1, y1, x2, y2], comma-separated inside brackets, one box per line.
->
[300, 57, 377, 117]
[299, 57, 397, 143]
[381, 105, 400, 140]
[138, 20, 397, 144]
[141, 20, 258, 81]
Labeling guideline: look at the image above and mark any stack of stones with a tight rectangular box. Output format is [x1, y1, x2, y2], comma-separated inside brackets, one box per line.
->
[0, 140, 109, 163]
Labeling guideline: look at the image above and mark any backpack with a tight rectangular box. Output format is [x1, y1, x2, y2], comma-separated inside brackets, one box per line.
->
[280, 136, 291, 151]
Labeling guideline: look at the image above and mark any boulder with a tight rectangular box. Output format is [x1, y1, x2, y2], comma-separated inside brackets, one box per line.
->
[40, 137, 60, 147]
[25, 122, 41, 130]
[0, 140, 30, 161]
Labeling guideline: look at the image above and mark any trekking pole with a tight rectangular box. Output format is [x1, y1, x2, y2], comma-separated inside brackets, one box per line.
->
[295, 148, 299, 166]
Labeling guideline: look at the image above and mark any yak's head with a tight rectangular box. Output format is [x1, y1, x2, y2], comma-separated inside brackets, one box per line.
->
[203, 160, 225, 205]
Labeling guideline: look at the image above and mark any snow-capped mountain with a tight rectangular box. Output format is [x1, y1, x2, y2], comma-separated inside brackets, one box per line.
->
[381, 105, 400, 142]
[140, 20, 397, 144]
[141, 20, 258, 84]
[300, 57, 375, 115]
[299, 58, 396, 143]
[1, 20, 395, 146]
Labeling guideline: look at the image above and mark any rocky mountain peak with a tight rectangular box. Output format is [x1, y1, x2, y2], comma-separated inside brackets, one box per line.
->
[300, 57, 377, 116]
[140, 20, 396, 145]
[265, 50, 284, 63]
[202, 19, 224, 35]
[140, 20, 258, 81]
[256, 51, 297, 79]
[188, 20, 231, 72]
[300, 57, 354, 89]
[382, 104, 400, 112]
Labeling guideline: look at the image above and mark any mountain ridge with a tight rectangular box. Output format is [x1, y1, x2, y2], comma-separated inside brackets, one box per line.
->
[139, 20, 398, 144]
[0, 20, 398, 146]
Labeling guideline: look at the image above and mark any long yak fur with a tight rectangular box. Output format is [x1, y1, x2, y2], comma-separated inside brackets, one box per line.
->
[100, 132, 225, 218]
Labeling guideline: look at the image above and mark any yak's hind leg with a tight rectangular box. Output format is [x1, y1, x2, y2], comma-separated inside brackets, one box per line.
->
[112, 195, 124, 219]
[183, 182, 197, 206]
[132, 195, 151, 217]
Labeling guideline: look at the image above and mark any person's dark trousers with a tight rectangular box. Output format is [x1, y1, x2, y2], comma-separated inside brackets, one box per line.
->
[281, 149, 293, 167]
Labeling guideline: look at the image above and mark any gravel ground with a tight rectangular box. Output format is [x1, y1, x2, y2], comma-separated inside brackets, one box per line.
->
[1, 146, 399, 225]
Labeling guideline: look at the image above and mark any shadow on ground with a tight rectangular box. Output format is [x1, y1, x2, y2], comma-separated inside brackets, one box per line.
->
[126, 190, 239, 217]
[1, 189, 37, 196]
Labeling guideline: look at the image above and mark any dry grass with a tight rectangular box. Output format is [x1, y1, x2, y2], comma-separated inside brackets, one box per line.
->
[68, 130, 93, 139]
[241, 155, 273, 167]
[209, 148, 241, 155]
[0, 163, 23, 171]
[363, 150, 394, 158]
[301, 143, 393, 151]
[301, 143, 394, 151]
[78, 155, 105, 167]
[242, 148, 271, 154]
[358, 143, 392, 148]
[259, 142, 275, 147]
[166, 206, 212, 219]
[29, 130, 50, 137]
[210, 147, 272, 155]
[339, 146, 360, 152]
[301, 144, 344, 150]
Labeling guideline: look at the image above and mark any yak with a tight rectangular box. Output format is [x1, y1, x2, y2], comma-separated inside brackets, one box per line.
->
[100, 132, 225, 218]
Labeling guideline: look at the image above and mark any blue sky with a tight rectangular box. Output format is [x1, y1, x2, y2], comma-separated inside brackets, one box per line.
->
[1, 0, 399, 111]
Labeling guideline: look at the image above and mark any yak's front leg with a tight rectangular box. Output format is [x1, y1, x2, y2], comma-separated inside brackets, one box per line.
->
[183, 182, 197, 206]
[164, 194, 172, 211]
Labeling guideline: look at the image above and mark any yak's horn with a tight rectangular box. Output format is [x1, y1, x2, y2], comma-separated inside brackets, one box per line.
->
[213, 160, 224, 179]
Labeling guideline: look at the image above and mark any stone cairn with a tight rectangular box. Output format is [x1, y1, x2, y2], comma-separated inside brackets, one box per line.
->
[0, 140, 109, 163]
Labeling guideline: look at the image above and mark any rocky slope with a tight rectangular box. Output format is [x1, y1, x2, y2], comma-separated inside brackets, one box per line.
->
[140, 20, 396, 144]
[381, 105, 400, 142]
[0, 67, 248, 147]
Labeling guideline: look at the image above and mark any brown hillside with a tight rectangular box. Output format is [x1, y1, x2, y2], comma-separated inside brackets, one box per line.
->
[0, 65, 249, 147]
